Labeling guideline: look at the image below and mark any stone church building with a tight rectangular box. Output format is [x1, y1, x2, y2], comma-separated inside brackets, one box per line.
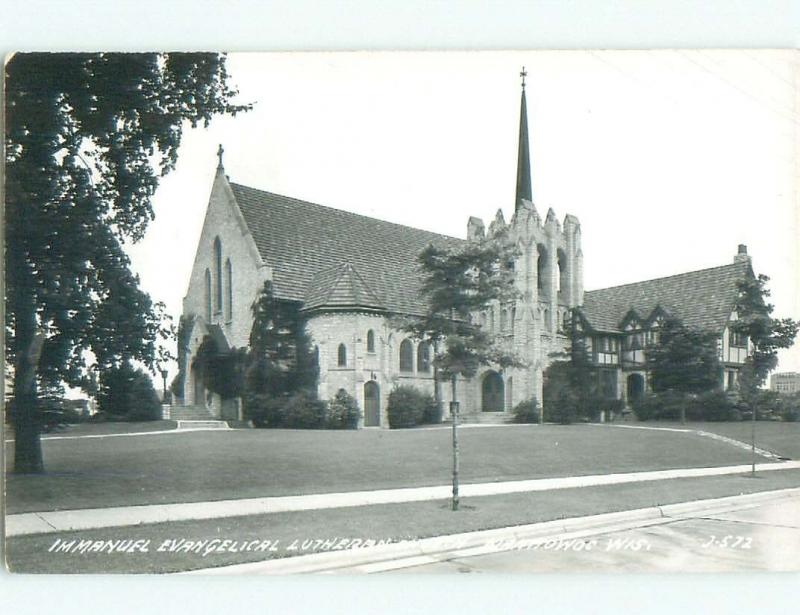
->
[176, 77, 752, 425]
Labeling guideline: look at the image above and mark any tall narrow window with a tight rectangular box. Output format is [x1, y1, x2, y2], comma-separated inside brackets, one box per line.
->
[213, 236, 222, 313]
[367, 329, 375, 353]
[225, 258, 233, 322]
[399, 339, 414, 372]
[204, 269, 212, 322]
[417, 342, 430, 373]
[537, 244, 548, 296]
[337, 343, 347, 367]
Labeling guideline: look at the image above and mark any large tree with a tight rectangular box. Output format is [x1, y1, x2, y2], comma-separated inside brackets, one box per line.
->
[731, 275, 798, 408]
[245, 280, 318, 400]
[646, 317, 722, 395]
[405, 234, 524, 509]
[5, 53, 249, 472]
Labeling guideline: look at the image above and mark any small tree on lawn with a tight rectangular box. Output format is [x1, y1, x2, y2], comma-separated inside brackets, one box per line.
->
[405, 234, 524, 510]
[730, 275, 798, 471]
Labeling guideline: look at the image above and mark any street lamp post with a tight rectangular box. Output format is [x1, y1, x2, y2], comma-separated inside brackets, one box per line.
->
[160, 368, 168, 403]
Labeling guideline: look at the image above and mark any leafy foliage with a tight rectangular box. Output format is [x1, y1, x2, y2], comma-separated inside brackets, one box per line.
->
[404, 235, 525, 380]
[512, 398, 540, 424]
[5, 52, 249, 471]
[97, 362, 162, 421]
[633, 390, 740, 422]
[244, 281, 319, 399]
[543, 310, 600, 423]
[646, 317, 722, 395]
[387, 386, 438, 429]
[326, 389, 361, 430]
[730, 275, 799, 408]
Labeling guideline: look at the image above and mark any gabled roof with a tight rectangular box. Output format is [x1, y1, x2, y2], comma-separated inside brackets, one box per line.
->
[231, 182, 464, 315]
[581, 261, 751, 333]
[303, 262, 386, 312]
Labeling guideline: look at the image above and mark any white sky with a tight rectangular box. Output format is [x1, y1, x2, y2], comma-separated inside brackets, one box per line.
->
[126, 50, 799, 374]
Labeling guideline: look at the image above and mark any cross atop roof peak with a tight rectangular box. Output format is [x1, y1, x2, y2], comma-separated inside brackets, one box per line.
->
[520, 66, 527, 89]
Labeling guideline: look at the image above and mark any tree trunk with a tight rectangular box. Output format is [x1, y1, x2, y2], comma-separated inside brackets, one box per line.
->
[10, 262, 46, 474]
[13, 329, 45, 474]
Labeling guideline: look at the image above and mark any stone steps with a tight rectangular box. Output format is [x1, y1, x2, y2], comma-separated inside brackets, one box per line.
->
[447, 412, 514, 425]
[176, 420, 230, 430]
[169, 405, 215, 421]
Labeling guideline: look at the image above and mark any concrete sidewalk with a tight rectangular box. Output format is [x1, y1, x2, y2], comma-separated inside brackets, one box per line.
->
[7, 459, 800, 537]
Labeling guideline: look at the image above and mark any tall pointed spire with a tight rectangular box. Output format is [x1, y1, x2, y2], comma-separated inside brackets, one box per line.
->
[514, 67, 532, 212]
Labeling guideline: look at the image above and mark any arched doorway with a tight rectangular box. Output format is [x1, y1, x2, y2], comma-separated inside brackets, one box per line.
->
[482, 371, 505, 412]
[191, 365, 205, 407]
[364, 381, 380, 426]
[626, 373, 645, 404]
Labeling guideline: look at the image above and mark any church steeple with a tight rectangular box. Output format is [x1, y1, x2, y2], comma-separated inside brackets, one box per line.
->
[514, 67, 533, 212]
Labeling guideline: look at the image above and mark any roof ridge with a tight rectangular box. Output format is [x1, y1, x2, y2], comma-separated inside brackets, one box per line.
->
[587, 261, 747, 295]
[230, 182, 463, 243]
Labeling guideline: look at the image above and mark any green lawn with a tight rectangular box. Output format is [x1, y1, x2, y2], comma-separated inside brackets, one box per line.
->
[639, 421, 800, 459]
[5, 422, 788, 514]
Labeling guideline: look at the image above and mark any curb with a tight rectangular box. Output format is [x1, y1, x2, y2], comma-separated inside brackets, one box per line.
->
[184, 487, 800, 575]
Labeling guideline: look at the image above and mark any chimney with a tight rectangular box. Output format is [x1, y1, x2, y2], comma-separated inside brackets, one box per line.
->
[734, 244, 751, 265]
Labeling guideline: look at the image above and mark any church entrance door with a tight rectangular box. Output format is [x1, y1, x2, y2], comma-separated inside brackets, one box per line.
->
[364, 381, 380, 426]
[482, 371, 505, 412]
[626, 373, 645, 404]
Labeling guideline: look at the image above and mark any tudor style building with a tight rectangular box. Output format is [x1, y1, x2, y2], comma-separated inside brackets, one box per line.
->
[176, 76, 752, 425]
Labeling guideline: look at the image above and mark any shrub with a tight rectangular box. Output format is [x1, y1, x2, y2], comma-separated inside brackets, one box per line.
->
[283, 392, 328, 429]
[327, 389, 360, 429]
[512, 398, 540, 423]
[633, 391, 684, 421]
[244, 393, 287, 427]
[687, 391, 738, 421]
[387, 386, 435, 429]
[423, 399, 444, 425]
[97, 363, 162, 421]
[543, 388, 579, 424]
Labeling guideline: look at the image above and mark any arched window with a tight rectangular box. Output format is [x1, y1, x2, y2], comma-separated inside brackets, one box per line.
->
[204, 269, 212, 322]
[500, 308, 509, 331]
[417, 342, 431, 373]
[399, 339, 414, 372]
[224, 258, 233, 322]
[557, 249, 568, 295]
[562, 310, 571, 332]
[337, 343, 347, 367]
[511, 307, 516, 333]
[536, 244, 548, 295]
[213, 236, 222, 313]
[543, 309, 550, 331]
[366, 329, 375, 353]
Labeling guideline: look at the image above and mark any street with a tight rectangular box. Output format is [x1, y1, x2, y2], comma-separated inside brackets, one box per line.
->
[383, 491, 800, 573]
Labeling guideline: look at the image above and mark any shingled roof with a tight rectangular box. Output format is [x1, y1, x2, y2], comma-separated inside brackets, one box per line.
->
[581, 260, 752, 333]
[303, 262, 386, 312]
[231, 183, 464, 315]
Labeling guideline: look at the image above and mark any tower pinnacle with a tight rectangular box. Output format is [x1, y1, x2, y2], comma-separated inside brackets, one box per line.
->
[514, 69, 532, 212]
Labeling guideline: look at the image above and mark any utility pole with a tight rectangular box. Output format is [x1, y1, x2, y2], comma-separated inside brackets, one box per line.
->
[451, 374, 460, 511]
